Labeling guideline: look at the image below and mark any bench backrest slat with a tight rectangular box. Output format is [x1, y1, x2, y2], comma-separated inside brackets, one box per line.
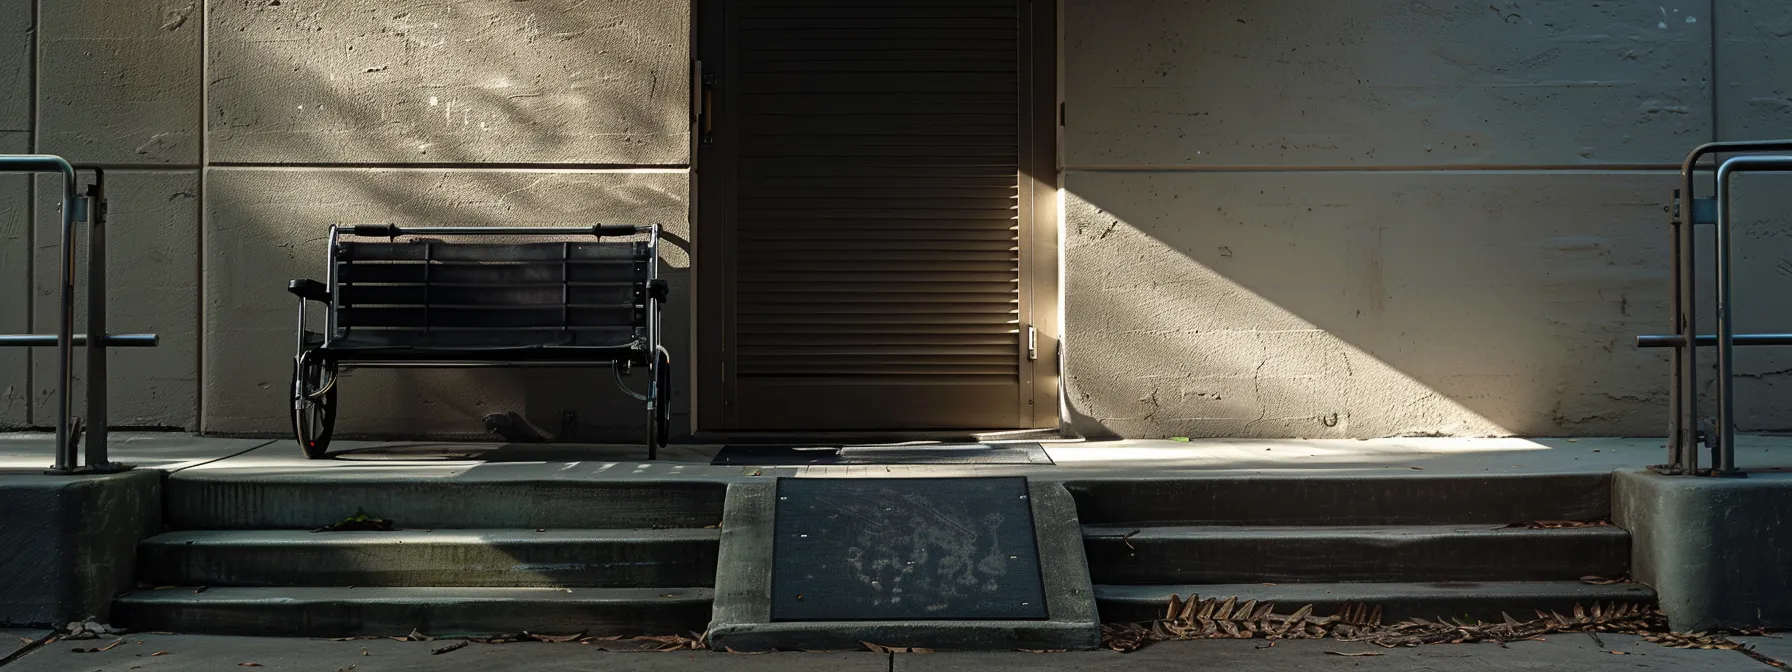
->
[330, 238, 650, 348]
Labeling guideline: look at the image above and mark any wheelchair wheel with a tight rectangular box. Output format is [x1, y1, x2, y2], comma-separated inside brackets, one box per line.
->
[647, 349, 671, 459]
[292, 356, 338, 459]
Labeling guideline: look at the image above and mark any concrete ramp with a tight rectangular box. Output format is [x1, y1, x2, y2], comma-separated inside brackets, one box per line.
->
[708, 478, 1100, 651]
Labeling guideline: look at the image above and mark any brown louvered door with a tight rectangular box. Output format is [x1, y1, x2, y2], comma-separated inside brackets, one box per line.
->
[698, 0, 1053, 431]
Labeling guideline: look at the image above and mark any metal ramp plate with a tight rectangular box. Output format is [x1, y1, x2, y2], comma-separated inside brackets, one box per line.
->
[768, 477, 1049, 622]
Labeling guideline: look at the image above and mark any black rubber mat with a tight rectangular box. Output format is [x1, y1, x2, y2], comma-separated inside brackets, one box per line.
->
[711, 442, 1053, 466]
[769, 477, 1048, 621]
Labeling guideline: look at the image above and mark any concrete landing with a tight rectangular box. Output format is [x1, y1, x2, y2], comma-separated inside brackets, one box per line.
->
[0, 433, 272, 472]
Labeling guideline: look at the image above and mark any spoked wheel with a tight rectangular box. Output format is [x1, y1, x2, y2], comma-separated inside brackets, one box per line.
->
[292, 355, 338, 459]
[647, 348, 671, 459]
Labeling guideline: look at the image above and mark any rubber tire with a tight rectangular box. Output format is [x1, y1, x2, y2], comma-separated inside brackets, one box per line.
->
[293, 357, 338, 459]
[646, 350, 671, 459]
[655, 350, 672, 447]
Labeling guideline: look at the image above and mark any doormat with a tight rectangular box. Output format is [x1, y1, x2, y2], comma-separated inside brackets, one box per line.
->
[711, 442, 1053, 466]
[769, 477, 1049, 622]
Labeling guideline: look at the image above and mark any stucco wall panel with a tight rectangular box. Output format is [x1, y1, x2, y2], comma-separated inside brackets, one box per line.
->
[0, 0, 28, 132]
[37, 1, 201, 164]
[1, 132, 28, 426]
[1716, 0, 1792, 139]
[207, 0, 690, 165]
[1063, 170, 1680, 439]
[30, 171, 200, 429]
[1064, 0, 1712, 167]
[202, 168, 689, 438]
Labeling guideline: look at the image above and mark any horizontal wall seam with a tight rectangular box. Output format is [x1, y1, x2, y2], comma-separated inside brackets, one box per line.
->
[205, 162, 692, 173]
[1064, 164, 1685, 173]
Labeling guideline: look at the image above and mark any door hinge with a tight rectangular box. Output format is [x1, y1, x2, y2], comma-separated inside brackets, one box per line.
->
[1027, 326, 1038, 361]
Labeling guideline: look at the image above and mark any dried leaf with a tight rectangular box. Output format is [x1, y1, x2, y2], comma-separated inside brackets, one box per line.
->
[1326, 651, 1383, 657]
[1178, 594, 1199, 621]
[1236, 600, 1258, 621]
[528, 632, 584, 643]
[1580, 575, 1627, 585]
[1165, 594, 1184, 621]
[152, 651, 170, 656]
[1196, 597, 1218, 620]
[1219, 596, 1241, 621]
[97, 638, 124, 652]
[239, 663, 263, 668]
[430, 641, 468, 655]
[1502, 612, 1521, 627]
[1281, 605, 1313, 635]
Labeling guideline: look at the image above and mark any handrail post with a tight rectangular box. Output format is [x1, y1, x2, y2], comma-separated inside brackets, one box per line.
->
[1707, 154, 1792, 476]
[84, 170, 112, 469]
[48, 158, 79, 473]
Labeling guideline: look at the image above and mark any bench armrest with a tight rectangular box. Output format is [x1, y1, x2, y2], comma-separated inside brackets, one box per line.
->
[287, 279, 332, 304]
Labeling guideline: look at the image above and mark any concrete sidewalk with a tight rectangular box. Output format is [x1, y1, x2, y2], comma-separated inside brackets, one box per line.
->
[9, 431, 1792, 479]
[1, 632, 1782, 671]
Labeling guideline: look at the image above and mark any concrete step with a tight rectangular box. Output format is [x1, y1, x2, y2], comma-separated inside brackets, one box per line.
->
[1094, 581, 1657, 624]
[1083, 524, 1629, 584]
[114, 586, 714, 637]
[1065, 474, 1610, 526]
[139, 529, 720, 588]
[164, 473, 728, 530]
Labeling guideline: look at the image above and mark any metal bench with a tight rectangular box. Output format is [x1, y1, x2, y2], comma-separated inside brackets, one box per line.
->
[286, 223, 670, 459]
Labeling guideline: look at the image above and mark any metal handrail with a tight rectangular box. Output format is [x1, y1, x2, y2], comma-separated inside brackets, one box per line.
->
[0, 155, 159, 473]
[1664, 141, 1792, 474]
[1640, 149, 1792, 476]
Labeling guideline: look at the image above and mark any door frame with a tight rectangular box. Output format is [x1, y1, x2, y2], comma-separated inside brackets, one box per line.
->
[689, 0, 1062, 436]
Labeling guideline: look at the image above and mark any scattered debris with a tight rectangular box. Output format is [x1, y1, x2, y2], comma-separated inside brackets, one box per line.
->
[1100, 595, 1743, 653]
[863, 641, 933, 654]
[529, 632, 583, 643]
[69, 638, 125, 654]
[1503, 519, 1613, 530]
[578, 634, 705, 652]
[1580, 575, 1629, 585]
[1121, 529, 1141, 550]
[430, 641, 468, 655]
[391, 629, 433, 642]
[1326, 651, 1383, 657]
[151, 651, 171, 656]
[239, 663, 264, 667]
[61, 620, 124, 640]
[1642, 631, 1747, 650]
[315, 509, 393, 532]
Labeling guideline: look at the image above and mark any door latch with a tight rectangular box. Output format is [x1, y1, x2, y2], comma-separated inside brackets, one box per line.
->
[1027, 326, 1038, 361]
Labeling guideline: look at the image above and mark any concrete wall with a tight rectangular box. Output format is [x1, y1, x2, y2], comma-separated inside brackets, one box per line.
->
[4, 0, 1790, 440]
[1, 0, 693, 440]
[1062, 0, 1792, 438]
